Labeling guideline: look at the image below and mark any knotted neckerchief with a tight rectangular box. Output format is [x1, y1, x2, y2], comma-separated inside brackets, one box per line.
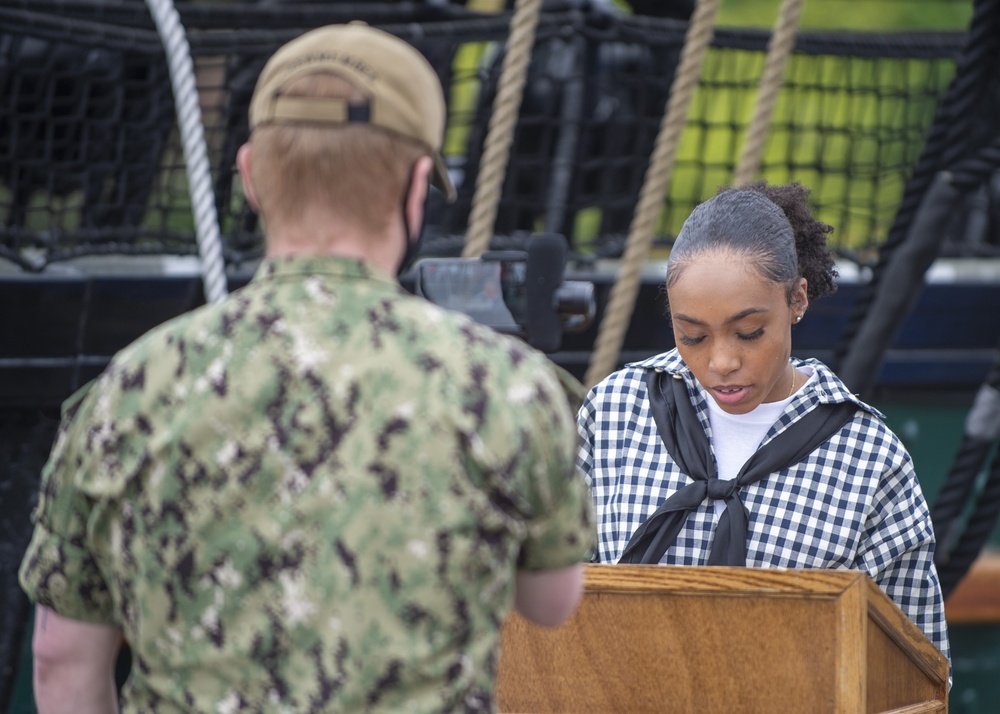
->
[619, 368, 859, 566]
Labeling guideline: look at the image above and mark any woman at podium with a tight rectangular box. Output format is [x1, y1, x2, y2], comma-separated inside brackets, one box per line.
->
[577, 181, 950, 665]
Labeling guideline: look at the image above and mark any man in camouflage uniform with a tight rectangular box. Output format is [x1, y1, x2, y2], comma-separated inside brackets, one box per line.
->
[19, 23, 594, 713]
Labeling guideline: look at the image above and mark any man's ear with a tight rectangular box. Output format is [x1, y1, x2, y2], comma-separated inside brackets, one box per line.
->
[236, 143, 261, 214]
[404, 156, 433, 235]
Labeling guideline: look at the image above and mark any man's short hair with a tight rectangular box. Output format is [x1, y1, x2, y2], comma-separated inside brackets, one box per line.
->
[247, 22, 455, 205]
[249, 72, 427, 234]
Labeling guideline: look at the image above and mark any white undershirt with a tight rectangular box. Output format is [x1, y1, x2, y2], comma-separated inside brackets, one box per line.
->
[704, 367, 817, 516]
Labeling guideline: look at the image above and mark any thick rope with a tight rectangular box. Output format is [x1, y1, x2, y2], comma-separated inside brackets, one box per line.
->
[584, 0, 722, 389]
[145, 0, 228, 304]
[733, 0, 805, 185]
[463, 0, 544, 258]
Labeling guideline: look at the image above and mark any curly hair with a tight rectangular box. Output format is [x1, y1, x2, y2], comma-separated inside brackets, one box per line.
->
[666, 180, 838, 304]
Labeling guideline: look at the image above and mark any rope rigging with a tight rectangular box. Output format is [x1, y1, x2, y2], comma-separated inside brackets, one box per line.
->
[583, 0, 805, 388]
[583, 0, 722, 389]
[733, 0, 804, 185]
[933, 352, 1000, 597]
[145, 0, 228, 304]
[463, 0, 545, 259]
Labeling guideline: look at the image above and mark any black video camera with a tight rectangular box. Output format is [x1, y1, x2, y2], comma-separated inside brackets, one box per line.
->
[412, 233, 595, 352]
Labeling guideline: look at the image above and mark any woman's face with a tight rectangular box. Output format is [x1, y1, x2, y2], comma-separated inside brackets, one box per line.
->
[667, 249, 807, 415]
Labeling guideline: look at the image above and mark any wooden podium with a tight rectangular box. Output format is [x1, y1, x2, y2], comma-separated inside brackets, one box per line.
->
[497, 565, 949, 713]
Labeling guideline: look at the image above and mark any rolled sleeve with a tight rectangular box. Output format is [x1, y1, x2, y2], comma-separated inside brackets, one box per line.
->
[509, 359, 595, 572]
[518, 465, 595, 571]
[19, 520, 115, 624]
[19, 383, 116, 624]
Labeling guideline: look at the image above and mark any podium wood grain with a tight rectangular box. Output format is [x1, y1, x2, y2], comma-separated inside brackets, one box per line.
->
[496, 565, 948, 713]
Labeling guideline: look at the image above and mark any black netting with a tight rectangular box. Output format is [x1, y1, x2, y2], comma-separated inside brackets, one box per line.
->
[0, 0, 966, 271]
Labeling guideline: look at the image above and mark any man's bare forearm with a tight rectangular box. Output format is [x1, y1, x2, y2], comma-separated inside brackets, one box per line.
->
[34, 667, 118, 714]
[32, 606, 122, 714]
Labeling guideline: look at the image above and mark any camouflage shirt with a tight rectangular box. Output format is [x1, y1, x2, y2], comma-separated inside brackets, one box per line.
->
[19, 255, 594, 713]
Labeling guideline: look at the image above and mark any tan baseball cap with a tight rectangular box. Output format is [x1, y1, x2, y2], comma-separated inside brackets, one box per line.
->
[248, 22, 456, 202]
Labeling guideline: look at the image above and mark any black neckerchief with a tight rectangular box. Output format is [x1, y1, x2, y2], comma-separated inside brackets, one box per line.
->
[619, 368, 859, 566]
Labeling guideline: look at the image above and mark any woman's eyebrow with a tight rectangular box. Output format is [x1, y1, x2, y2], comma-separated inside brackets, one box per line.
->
[673, 307, 768, 325]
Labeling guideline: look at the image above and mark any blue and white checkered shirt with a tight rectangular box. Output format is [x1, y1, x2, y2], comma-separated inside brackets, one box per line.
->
[578, 349, 950, 663]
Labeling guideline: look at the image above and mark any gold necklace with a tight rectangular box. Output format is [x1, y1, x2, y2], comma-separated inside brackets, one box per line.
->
[788, 368, 797, 399]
